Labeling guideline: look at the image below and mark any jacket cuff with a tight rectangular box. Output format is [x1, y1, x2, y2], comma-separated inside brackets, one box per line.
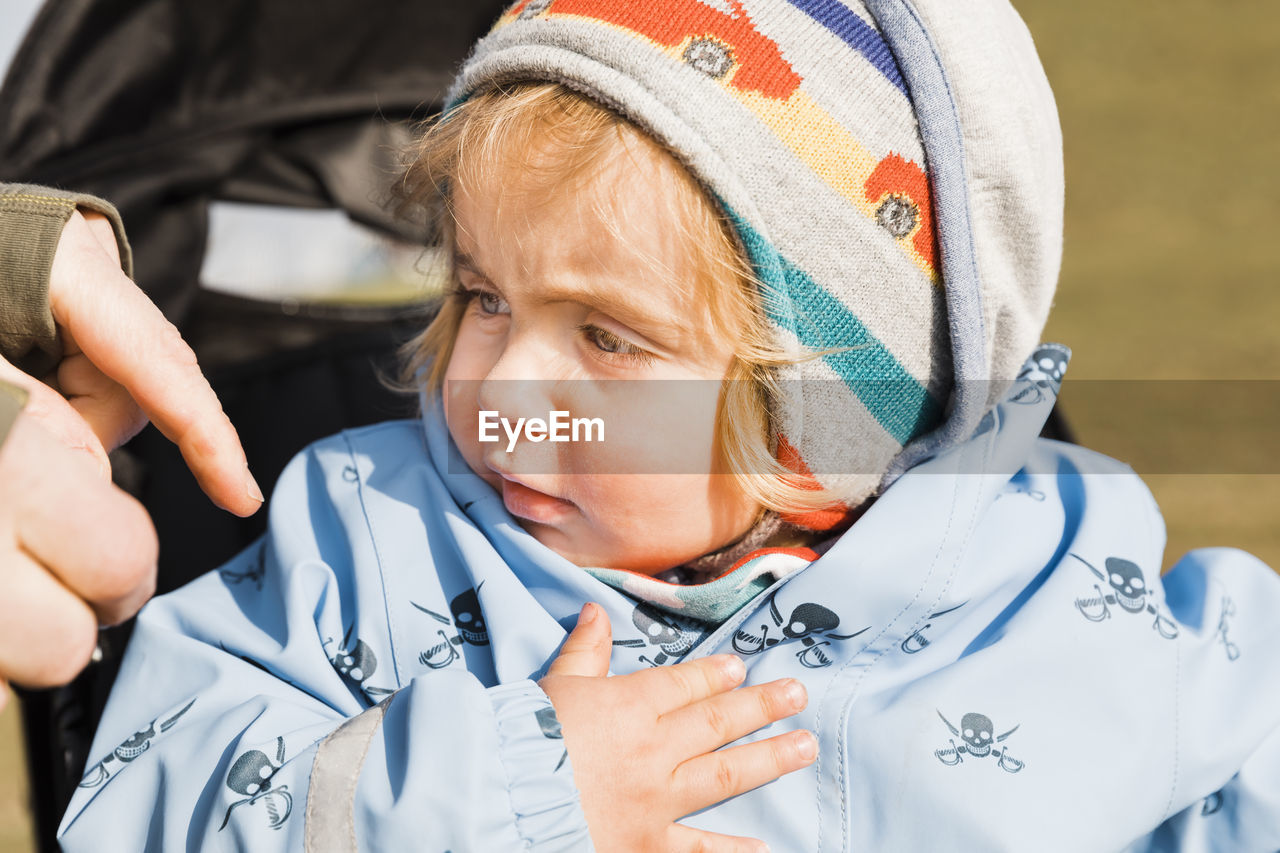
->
[489, 680, 594, 851]
[0, 184, 133, 376]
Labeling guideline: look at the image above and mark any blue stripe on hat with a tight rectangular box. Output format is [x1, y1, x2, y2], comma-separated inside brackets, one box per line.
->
[782, 0, 908, 95]
[729, 211, 942, 445]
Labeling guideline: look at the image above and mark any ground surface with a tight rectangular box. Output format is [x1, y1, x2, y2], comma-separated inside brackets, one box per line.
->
[2, 1, 1277, 850]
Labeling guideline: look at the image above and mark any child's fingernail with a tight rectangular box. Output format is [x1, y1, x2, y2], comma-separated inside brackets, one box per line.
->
[795, 730, 818, 761]
[579, 603, 597, 625]
[721, 655, 746, 682]
[783, 679, 807, 710]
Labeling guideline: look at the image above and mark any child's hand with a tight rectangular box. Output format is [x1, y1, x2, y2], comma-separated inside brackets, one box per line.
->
[539, 602, 815, 853]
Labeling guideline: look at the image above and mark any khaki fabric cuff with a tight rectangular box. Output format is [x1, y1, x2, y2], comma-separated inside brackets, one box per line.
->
[0, 378, 29, 450]
[0, 184, 134, 376]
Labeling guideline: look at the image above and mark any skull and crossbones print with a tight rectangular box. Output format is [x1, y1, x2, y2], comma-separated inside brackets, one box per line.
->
[324, 626, 395, 697]
[78, 699, 197, 789]
[413, 585, 492, 670]
[732, 590, 869, 668]
[1071, 554, 1179, 639]
[610, 603, 702, 667]
[934, 710, 1025, 773]
[1008, 346, 1068, 406]
[219, 736, 293, 831]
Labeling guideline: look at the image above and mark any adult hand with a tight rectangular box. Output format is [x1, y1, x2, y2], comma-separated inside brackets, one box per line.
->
[539, 603, 817, 853]
[0, 206, 262, 706]
[6, 208, 262, 514]
[0, 413, 157, 711]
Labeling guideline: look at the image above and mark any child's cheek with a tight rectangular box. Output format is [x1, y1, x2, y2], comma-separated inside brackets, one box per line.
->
[569, 380, 720, 476]
[442, 325, 496, 478]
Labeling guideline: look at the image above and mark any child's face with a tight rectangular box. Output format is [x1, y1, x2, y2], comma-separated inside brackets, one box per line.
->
[443, 138, 761, 573]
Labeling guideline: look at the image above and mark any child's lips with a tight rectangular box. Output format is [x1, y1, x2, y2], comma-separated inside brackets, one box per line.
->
[497, 475, 576, 524]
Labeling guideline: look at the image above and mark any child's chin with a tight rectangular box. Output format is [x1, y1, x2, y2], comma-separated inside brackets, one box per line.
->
[529, 531, 700, 577]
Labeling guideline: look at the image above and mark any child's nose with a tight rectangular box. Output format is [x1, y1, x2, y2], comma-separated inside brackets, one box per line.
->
[476, 346, 558, 420]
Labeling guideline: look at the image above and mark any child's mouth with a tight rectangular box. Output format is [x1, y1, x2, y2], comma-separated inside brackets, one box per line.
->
[498, 476, 576, 524]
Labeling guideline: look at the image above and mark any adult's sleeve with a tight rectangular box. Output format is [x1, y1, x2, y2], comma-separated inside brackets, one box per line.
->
[1124, 547, 1280, 852]
[0, 183, 133, 375]
[0, 379, 28, 449]
[56, 436, 593, 852]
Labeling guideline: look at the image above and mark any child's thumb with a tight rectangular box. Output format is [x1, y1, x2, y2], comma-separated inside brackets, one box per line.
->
[546, 603, 612, 678]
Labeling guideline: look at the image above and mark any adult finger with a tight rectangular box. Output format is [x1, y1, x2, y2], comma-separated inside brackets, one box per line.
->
[545, 603, 612, 678]
[666, 824, 770, 853]
[629, 653, 746, 714]
[57, 335, 148, 452]
[671, 729, 818, 815]
[0, 548, 99, 687]
[49, 213, 262, 516]
[5, 415, 157, 625]
[0, 355, 109, 476]
[661, 678, 807, 756]
[80, 210, 121, 267]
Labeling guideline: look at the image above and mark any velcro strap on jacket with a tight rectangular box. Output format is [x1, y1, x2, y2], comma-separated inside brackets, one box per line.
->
[304, 697, 392, 853]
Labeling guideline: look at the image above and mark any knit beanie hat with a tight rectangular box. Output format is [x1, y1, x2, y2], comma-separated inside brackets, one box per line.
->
[448, 0, 1063, 522]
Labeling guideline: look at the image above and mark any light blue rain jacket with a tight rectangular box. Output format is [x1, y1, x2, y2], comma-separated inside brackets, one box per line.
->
[59, 354, 1280, 851]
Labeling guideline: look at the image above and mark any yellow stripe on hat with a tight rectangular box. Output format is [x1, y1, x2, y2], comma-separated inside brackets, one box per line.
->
[728, 86, 939, 283]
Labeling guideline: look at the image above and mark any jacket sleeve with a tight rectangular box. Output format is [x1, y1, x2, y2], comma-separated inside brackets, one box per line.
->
[0, 379, 28, 449]
[1125, 546, 1280, 853]
[0, 183, 133, 375]
[56, 438, 593, 852]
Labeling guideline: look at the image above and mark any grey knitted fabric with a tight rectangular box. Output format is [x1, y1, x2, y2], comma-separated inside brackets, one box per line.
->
[450, 0, 1063, 524]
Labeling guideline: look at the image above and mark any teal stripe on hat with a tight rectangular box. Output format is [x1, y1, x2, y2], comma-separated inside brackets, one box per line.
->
[729, 210, 942, 446]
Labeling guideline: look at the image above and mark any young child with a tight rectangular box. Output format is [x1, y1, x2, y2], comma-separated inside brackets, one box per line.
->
[59, 0, 1280, 850]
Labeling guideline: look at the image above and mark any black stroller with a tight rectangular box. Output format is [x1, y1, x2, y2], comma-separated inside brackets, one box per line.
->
[0, 1, 507, 848]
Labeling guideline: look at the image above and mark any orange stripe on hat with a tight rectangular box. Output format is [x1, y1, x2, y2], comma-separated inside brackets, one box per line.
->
[775, 435, 856, 530]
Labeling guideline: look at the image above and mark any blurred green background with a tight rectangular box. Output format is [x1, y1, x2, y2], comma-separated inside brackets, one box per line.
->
[2, 1, 1278, 849]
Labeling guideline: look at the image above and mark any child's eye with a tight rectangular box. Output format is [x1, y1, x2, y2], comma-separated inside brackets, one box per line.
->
[475, 290, 509, 316]
[453, 283, 509, 317]
[579, 324, 653, 364]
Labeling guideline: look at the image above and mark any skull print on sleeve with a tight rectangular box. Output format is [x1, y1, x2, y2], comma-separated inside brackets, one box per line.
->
[57, 433, 592, 853]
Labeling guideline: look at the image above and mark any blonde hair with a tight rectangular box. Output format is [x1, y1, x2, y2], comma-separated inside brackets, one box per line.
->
[396, 82, 844, 518]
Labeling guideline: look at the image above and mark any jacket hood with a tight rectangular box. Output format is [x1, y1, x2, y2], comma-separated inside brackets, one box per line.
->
[868, 0, 1064, 480]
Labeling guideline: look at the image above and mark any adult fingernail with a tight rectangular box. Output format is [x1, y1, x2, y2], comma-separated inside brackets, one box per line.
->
[580, 602, 597, 625]
[246, 470, 264, 504]
[783, 679, 807, 710]
[721, 655, 746, 682]
[795, 730, 818, 762]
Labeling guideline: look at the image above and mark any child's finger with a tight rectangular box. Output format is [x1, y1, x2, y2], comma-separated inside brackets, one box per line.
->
[631, 653, 746, 713]
[666, 824, 770, 853]
[545, 603, 612, 677]
[660, 678, 807, 756]
[671, 729, 818, 815]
